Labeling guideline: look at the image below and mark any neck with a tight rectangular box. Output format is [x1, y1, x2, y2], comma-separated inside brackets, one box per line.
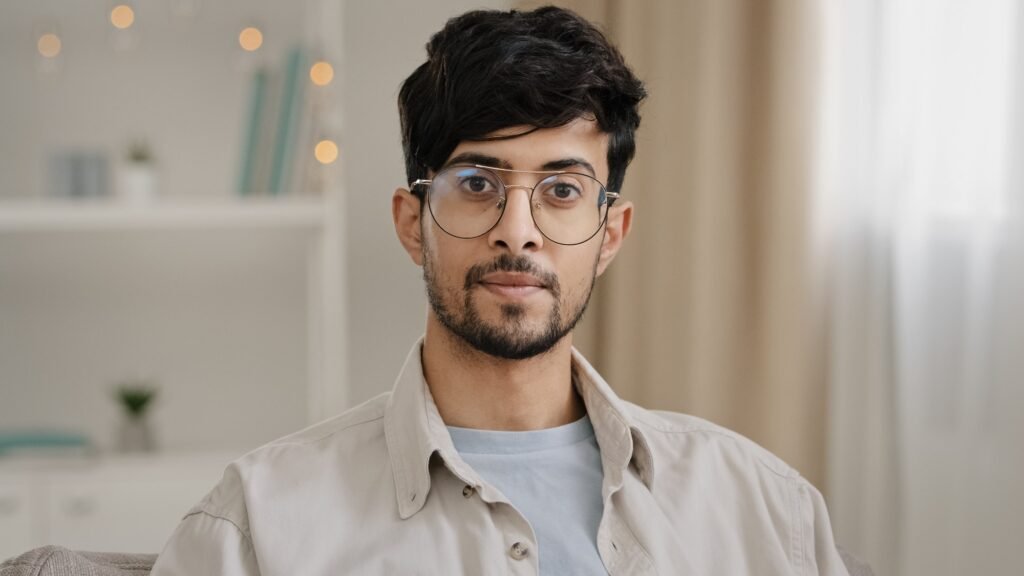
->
[422, 314, 585, 431]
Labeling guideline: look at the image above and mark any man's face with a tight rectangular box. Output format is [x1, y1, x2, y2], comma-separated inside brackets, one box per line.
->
[418, 119, 612, 360]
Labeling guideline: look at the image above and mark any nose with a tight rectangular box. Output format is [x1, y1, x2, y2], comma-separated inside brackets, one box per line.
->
[487, 185, 544, 254]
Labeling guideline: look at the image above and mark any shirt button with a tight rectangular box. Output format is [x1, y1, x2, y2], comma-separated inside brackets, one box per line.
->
[509, 541, 529, 560]
[462, 485, 475, 498]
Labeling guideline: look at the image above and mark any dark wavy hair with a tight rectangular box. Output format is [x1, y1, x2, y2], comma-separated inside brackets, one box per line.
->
[398, 6, 646, 193]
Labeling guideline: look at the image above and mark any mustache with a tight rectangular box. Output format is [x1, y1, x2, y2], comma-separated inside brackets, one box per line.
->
[464, 254, 560, 295]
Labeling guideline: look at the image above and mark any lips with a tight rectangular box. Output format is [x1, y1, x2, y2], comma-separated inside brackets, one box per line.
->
[477, 272, 548, 300]
[479, 272, 547, 289]
[463, 255, 559, 299]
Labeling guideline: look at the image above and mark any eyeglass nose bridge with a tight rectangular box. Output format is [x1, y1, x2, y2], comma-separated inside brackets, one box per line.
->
[494, 183, 542, 212]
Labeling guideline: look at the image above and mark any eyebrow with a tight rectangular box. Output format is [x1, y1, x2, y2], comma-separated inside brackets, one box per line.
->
[442, 152, 597, 177]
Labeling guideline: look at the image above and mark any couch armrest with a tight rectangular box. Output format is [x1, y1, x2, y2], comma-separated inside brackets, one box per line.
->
[1, 546, 156, 576]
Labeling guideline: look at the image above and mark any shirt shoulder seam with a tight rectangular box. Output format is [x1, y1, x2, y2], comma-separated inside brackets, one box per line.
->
[269, 412, 385, 448]
[632, 412, 799, 480]
[246, 402, 387, 456]
[182, 509, 255, 549]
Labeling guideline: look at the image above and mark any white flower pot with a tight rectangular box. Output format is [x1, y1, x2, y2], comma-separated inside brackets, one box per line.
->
[118, 164, 158, 204]
[117, 415, 156, 453]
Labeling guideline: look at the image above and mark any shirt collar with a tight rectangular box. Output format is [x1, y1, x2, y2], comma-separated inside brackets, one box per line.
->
[384, 337, 656, 519]
[570, 346, 657, 493]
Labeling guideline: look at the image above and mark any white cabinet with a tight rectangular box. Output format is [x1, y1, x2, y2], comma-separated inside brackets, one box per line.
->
[0, 477, 39, 559]
[0, 453, 236, 559]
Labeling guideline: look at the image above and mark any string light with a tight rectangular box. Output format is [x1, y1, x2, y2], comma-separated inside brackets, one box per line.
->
[37, 33, 62, 58]
[110, 5, 135, 30]
[309, 61, 334, 86]
[314, 140, 338, 164]
[239, 27, 263, 52]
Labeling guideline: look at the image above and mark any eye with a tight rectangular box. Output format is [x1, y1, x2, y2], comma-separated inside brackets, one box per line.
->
[539, 176, 585, 205]
[452, 169, 500, 197]
[463, 175, 493, 193]
[550, 182, 581, 199]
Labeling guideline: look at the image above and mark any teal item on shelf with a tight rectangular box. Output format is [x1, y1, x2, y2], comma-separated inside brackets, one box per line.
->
[269, 46, 306, 195]
[0, 431, 90, 455]
[238, 68, 268, 196]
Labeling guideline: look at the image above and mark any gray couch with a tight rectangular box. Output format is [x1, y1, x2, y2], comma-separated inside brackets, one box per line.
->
[1, 544, 874, 575]
[0, 547, 155, 576]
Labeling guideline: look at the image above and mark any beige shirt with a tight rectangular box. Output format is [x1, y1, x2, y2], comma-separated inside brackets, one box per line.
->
[151, 341, 850, 575]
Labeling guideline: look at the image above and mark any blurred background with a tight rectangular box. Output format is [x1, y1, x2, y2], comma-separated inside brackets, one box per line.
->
[0, 0, 1020, 574]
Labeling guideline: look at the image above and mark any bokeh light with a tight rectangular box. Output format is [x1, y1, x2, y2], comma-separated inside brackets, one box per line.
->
[110, 5, 136, 30]
[239, 27, 263, 52]
[314, 140, 338, 165]
[309, 61, 334, 86]
[37, 33, 62, 58]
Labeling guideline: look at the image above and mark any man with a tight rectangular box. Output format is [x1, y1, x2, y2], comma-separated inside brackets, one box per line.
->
[152, 6, 850, 575]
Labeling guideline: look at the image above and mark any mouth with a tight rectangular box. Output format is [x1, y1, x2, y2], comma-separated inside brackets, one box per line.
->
[478, 272, 548, 299]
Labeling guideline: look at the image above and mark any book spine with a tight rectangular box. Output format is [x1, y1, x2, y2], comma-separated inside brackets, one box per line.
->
[269, 47, 305, 195]
[238, 68, 267, 196]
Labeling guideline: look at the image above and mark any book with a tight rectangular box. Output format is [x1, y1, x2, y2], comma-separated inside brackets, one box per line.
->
[268, 46, 307, 195]
[237, 68, 267, 196]
[287, 64, 321, 196]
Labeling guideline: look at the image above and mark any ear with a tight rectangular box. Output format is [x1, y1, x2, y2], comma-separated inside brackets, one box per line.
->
[392, 188, 424, 266]
[595, 200, 633, 276]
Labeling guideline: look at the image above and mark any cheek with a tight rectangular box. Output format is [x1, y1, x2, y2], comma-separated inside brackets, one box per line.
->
[553, 247, 601, 295]
[424, 233, 476, 287]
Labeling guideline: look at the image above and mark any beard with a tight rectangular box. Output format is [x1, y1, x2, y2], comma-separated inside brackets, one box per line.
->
[423, 251, 596, 360]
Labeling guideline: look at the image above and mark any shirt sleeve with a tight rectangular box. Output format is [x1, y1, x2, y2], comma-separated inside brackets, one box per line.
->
[795, 479, 852, 576]
[150, 511, 261, 576]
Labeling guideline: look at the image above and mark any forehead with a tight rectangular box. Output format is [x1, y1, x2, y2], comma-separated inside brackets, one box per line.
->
[444, 118, 610, 179]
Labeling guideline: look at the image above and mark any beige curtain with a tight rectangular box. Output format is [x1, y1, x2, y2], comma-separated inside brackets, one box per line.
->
[519, 0, 827, 489]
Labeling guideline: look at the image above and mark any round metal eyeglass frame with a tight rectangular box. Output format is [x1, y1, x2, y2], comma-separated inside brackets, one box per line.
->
[410, 164, 621, 246]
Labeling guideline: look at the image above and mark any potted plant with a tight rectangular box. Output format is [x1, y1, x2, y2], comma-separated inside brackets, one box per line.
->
[114, 380, 158, 453]
[118, 139, 157, 204]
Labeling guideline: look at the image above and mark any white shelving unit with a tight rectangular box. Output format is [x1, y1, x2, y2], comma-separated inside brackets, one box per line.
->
[0, 197, 327, 232]
[0, 0, 349, 557]
[0, 192, 347, 555]
[0, 193, 348, 428]
[0, 0, 350, 439]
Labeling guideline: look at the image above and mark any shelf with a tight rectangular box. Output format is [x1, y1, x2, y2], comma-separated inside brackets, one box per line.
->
[0, 197, 326, 233]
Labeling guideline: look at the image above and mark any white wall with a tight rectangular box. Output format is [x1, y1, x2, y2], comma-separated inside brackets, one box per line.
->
[340, 0, 512, 405]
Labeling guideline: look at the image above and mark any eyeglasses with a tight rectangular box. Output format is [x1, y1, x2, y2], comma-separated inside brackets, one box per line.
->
[411, 164, 619, 246]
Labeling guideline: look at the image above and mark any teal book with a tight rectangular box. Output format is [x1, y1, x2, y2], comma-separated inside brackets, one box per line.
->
[269, 47, 306, 195]
[237, 68, 267, 196]
[288, 70, 321, 195]
[254, 68, 283, 193]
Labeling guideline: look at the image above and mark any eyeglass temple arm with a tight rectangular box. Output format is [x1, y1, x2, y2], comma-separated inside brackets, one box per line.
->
[409, 180, 431, 198]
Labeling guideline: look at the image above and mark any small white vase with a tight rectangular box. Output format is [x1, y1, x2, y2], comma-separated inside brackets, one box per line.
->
[118, 164, 157, 204]
[117, 415, 156, 453]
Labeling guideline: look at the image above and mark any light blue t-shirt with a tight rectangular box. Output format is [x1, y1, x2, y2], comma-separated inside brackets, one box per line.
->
[448, 415, 607, 575]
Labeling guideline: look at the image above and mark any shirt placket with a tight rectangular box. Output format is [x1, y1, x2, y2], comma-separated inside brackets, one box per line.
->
[444, 454, 540, 575]
[597, 487, 657, 576]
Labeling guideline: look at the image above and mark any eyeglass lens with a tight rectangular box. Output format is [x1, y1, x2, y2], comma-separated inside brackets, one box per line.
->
[426, 166, 609, 245]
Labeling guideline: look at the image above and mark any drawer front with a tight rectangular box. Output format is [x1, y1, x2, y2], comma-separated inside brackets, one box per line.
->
[45, 458, 227, 554]
[0, 478, 40, 560]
